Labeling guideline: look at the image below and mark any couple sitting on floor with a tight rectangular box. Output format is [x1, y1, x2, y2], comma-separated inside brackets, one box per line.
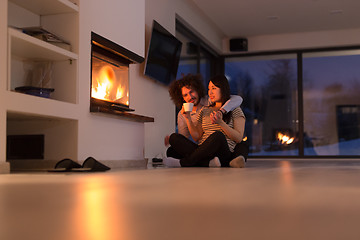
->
[164, 74, 249, 168]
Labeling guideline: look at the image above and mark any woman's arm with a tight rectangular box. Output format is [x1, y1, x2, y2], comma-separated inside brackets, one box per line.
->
[213, 111, 245, 143]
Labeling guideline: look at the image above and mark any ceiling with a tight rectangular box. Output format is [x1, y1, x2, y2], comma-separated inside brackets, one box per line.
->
[190, 0, 360, 38]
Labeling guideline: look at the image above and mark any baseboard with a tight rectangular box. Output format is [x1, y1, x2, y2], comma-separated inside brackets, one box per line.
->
[0, 162, 10, 173]
[100, 159, 148, 169]
[8, 159, 148, 172]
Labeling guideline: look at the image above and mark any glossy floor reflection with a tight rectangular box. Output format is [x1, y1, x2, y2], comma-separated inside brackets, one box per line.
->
[1, 160, 360, 240]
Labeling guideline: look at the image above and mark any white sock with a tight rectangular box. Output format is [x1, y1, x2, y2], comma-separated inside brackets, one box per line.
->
[229, 155, 245, 168]
[209, 157, 221, 167]
[163, 157, 181, 168]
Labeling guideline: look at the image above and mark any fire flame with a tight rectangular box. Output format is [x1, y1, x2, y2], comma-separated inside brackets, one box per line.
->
[116, 87, 123, 100]
[277, 132, 294, 145]
[92, 66, 126, 102]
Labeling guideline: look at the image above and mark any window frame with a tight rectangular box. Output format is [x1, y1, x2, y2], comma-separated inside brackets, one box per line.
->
[224, 45, 360, 158]
[176, 19, 222, 79]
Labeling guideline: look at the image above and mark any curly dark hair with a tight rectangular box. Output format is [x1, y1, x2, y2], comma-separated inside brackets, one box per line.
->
[168, 74, 206, 108]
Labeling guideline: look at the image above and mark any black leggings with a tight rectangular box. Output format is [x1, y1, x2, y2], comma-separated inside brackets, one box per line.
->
[167, 131, 248, 167]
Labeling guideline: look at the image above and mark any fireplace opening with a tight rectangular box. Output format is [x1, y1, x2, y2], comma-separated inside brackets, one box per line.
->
[92, 47, 130, 108]
[90, 32, 144, 113]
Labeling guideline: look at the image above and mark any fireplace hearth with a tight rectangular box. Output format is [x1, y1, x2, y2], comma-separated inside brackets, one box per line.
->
[90, 32, 144, 113]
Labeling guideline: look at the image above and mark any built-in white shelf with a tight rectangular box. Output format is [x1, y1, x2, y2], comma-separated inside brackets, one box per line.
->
[3, 0, 80, 167]
[5, 90, 79, 120]
[9, 27, 78, 61]
[8, 0, 78, 15]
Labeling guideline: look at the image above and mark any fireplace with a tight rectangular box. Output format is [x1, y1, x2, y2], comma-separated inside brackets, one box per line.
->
[267, 128, 297, 151]
[90, 32, 144, 113]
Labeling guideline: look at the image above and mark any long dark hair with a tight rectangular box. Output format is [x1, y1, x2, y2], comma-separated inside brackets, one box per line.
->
[168, 74, 206, 108]
[209, 75, 231, 105]
[209, 75, 232, 123]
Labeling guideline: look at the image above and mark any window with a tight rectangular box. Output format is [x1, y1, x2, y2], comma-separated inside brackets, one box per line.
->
[225, 47, 360, 157]
[226, 54, 299, 156]
[176, 19, 220, 84]
[302, 50, 360, 156]
[175, 30, 198, 77]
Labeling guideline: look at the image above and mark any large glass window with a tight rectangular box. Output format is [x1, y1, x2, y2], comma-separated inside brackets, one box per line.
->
[199, 49, 212, 83]
[225, 48, 360, 157]
[175, 30, 198, 78]
[175, 20, 219, 83]
[226, 55, 298, 156]
[303, 50, 360, 156]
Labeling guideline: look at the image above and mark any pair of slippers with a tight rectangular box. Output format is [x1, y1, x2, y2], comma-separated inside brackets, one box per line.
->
[49, 157, 111, 172]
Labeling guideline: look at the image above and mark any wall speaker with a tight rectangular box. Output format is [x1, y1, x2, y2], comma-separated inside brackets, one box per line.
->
[229, 38, 248, 52]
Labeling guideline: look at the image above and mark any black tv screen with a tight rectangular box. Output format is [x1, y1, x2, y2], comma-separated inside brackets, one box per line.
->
[144, 20, 182, 85]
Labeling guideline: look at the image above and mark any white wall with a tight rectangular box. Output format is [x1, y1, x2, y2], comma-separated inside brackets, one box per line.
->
[223, 28, 360, 53]
[77, 0, 146, 161]
[140, 0, 178, 160]
[174, 0, 224, 53]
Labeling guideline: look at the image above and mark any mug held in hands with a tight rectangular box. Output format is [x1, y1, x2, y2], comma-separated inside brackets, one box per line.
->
[183, 102, 194, 112]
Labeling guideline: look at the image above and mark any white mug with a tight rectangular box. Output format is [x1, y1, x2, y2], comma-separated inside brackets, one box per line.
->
[183, 102, 194, 112]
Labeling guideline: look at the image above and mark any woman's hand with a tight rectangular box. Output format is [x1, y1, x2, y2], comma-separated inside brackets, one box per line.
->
[210, 110, 223, 124]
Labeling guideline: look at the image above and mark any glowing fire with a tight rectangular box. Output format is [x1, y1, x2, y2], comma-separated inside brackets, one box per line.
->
[92, 66, 126, 102]
[277, 132, 294, 145]
[116, 87, 123, 100]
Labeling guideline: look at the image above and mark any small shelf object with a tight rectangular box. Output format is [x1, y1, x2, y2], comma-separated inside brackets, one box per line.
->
[14, 86, 55, 98]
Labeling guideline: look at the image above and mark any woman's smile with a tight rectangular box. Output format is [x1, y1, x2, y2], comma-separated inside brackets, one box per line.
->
[208, 81, 221, 102]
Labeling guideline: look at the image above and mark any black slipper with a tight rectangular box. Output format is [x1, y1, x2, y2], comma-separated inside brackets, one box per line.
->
[48, 158, 82, 172]
[71, 157, 111, 172]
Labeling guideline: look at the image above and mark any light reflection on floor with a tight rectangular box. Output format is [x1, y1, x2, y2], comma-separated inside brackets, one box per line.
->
[75, 177, 132, 240]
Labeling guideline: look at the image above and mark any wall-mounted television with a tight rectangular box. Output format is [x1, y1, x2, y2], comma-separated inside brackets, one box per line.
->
[144, 20, 182, 86]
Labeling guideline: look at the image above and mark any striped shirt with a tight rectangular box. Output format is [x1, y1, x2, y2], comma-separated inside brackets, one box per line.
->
[177, 95, 243, 140]
[197, 106, 245, 152]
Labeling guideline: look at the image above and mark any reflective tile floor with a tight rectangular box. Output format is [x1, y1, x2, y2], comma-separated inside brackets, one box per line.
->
[1, 160, 360, 240]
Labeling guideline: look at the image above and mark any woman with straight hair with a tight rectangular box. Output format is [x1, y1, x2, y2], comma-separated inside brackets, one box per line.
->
[165, 75, 248, 168]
